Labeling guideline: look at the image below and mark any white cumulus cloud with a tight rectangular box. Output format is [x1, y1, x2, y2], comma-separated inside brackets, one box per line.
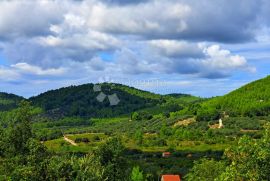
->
[11, 63, 67, 76]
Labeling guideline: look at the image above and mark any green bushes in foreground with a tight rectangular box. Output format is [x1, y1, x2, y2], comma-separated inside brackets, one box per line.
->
[186, 123, 270, 181]
[0, 101, 133, 180]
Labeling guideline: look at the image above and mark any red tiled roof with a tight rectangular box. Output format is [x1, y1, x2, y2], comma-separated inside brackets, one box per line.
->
[162, 175, 181, 181]
[163, 152, 171, 154]
[162, 152, 171, 157]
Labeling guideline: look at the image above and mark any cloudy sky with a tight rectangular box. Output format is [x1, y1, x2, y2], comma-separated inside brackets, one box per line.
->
[0, 0, 269, 98]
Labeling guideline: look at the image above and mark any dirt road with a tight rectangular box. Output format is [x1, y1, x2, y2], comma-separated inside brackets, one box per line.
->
[63, 136, 78, 146]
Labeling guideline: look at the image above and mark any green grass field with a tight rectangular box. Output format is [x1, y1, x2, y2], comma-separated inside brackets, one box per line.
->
[44, 132, 231, 153]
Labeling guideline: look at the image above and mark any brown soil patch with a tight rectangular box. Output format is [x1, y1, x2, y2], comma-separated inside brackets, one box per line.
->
[173, 118, 196, 127]
[209, 124, 220, 129]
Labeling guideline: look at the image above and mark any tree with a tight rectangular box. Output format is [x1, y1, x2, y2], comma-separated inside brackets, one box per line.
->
[160, 123, 171, 138]
[4, 101, 33, 156]
[218, 126, 270, 181]
[131, 166, 144, 181]
[196, 107, 220, 122]
[140, 111, 153, 120]
[75, 154, 104, 181]
[132, 112, 140, 121]
[46, 156, 76, 181]
[0, 126, 4, 156]
[187, 123, 270, 181]
[9, 139, 49, 181]
[185, 158, 226, 181]
[26, 138, 48, 164]
[163, 111, 170, 118]
[94, 137, 128, 181]
[132, 111, 153, 121]
[0, 101, 53, 180]
[134, 130, 143, 145]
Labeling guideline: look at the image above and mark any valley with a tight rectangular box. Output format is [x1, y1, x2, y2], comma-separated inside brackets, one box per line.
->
[0, 76, 270, 180]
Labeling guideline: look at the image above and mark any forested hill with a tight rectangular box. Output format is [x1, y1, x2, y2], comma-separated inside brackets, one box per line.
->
[4, 75, 268, 119]
[29, 83, 166, 118]
[0, 92, 24, 111]
[198, 75, 270, 118]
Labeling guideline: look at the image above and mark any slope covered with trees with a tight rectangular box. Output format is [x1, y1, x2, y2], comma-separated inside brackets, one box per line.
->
[197, 75, 270, 120]
[29, 83, 166, 118]
[0, 77, 270, 180]
[0, 93, 24, 112]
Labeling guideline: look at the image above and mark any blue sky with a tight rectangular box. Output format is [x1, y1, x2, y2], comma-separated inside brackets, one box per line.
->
[0, 53, 7, 66]
[0, 0, 269, 98]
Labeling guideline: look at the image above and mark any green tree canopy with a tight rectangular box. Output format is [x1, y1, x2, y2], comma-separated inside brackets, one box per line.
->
[131, 166, 144, 181]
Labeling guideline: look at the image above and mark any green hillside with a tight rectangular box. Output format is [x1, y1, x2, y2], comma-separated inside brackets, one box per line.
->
[0, 92, 24, 111]
[1, 78, 270, 181]
[197, 75, 270, 119]
[166, 93, 202, 103]
[0, 83, 199, 119]
[29, 83, 166, 118]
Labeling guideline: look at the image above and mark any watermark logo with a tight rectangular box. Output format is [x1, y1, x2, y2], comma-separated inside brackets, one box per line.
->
[93, 76, 120, 106]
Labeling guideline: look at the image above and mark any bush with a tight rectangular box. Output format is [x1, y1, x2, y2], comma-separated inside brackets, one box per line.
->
[93, 135, 101, 141]
[75, 138, 82, 143]
[81, 138, 89, 143]
[185, 158, 226, 181]
[75, 138, 89, 143]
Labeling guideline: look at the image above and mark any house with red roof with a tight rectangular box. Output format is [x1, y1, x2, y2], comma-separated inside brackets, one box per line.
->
[161, 175, 181, 181]
[162, 152, 171, 158]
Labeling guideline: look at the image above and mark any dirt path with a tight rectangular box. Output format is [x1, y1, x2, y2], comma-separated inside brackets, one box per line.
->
[63, 136, 78, 146]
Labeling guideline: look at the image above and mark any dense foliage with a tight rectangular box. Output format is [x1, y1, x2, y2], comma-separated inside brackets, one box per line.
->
[29, 83, 166, 118]
[197, 75, 270, 119]
[0, 92, 24, 111]
[0, 76, 269, 180]
[0, 102, 131, 180]
[186, 123, 270, 181]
